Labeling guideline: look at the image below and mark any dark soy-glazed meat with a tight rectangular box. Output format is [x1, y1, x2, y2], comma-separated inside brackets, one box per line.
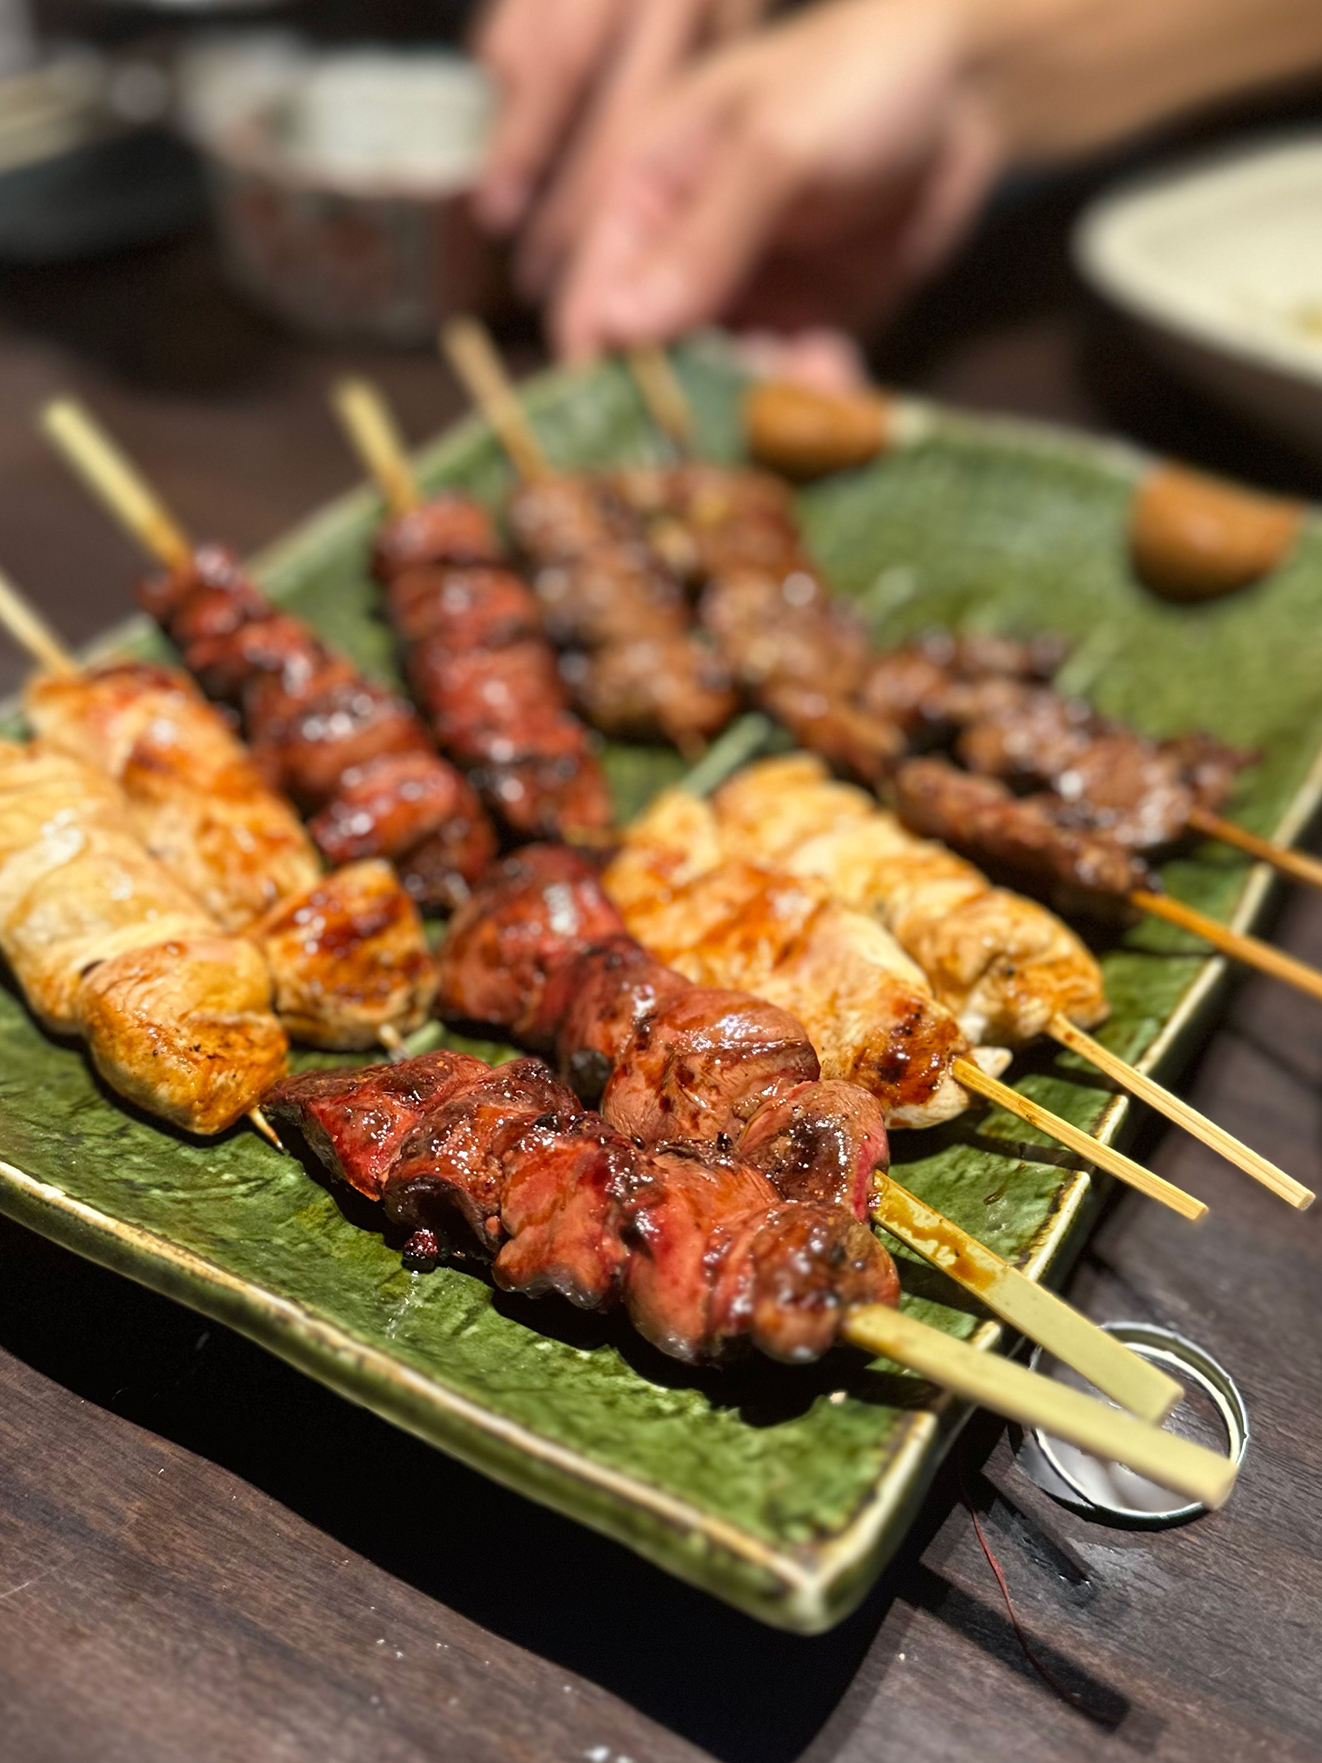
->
[532, 545, 686, 650]
[738, 1080, 888, 1220]
[372, 494, 613, 842]
[619, 1142, 896, 1364]
[700, 565, 872, 694]
[433, 845, 892, 1230]
[267, 1050, 899, 1364]
[952, 686, 1253, 852]
[543, 936, 691, 1102]
[892, 756, 1149, 912]
[382, 1058, 576, 1252]
[140, 544, 496, 907]
[507, 474, 634, 564]
[265, 1048, 491, 1200]
[435, 844, 630, 1039]
[561, 632, 737, 751]
[600, 988, 820, 1145]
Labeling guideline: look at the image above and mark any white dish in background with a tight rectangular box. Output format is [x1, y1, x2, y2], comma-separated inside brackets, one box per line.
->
[1074, 134, 1322, 462]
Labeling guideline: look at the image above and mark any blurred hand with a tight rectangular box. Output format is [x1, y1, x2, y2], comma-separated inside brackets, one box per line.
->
[551, 0, 1001, 358]
[473, 0, 771, 298]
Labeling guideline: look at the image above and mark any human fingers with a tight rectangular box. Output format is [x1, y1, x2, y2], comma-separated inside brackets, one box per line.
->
[472, 0, 624, 233]
[552, 54, 801, 356]
[516, 0, 718, 300]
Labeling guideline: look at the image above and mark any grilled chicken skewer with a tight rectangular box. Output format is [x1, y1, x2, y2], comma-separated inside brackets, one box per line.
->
[432, 841, 1184, 1418]
[40, 399, 497, 913]
[330, 377, 613, 844]
[0, 572, 436, 1051]
[264, 1046, 1233, 1508]
[0, 738, 287, 1133]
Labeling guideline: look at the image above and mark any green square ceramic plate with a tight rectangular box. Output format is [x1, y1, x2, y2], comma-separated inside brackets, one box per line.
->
[1, 339, 1319, 1634]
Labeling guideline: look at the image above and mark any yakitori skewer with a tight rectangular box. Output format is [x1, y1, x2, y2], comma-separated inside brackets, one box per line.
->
[0, 567, 436, 1056]
[329, 376, 613, 844]
[268, 1045, 1235, 1509]
[437, 319, 1304, 1211]
[39, 398, 498, 913]
[434, 840, 1190, 1420]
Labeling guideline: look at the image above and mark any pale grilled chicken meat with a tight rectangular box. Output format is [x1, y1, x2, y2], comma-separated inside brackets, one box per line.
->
[268, 1048, 899, 1364]
[604, 816, 999, 1128]
[253, 858, 436, 1049]
[26, 662, 436, 1049]
[26, 661, 320, 931]
[0, 741, 286, 1132]
[710, 755, 1108, 1045]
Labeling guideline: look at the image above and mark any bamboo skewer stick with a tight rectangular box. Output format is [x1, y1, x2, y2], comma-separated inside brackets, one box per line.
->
[627, 344, 695, 454]
[331, 379, 421, 518]
[0, 566, 78, 676]
[41, 401, 192, 569]
[34, 402, 1249, 1483]
[1133, 887, 1322, 1005]
[842, 1303, 1235, 1511]
[441, 318, 551, 482]
[1048, 1014, 1313, 1209]
[1187, 805, 1322, 892]
[952, 1057, 1205, 1218]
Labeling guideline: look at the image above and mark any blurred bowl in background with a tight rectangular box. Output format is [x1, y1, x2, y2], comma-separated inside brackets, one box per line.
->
[1075, 133, 1322, 466]
[178, 35, 506, 343]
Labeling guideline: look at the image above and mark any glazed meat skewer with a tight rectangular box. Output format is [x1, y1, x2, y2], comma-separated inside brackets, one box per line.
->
[432, 841, 1188, 1418]
[40, 399, 498, 914]
[331, 378, 614, 845]
[262, 1047, 1234, 1511]
[0, 573, 436, 1052]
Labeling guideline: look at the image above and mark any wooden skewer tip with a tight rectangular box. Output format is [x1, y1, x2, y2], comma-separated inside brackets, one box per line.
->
[330, 378, 420, 516]
[38, 396, 193, 569]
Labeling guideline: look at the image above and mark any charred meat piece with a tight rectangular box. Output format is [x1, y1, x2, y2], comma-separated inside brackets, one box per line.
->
[954, 689, 1253, 852]
[700, 564, 872, 694]
[140, 546, 498, 907]
[374, 496, 614, 843]
[542, 937, 692, 1102]
[265, 1049, 492, 1199]
[532, 544, 686, 650]
[891, 757, 1148, 912]
[736, 1080, 888, 1221]
[435, 844, 630, 1040]
[306, 750, 495, 911]
[370, 495, 504, 576]
[562, 633, 737, 752]
[759, 680, 904, 790]
[507, 474, 634, 564]
[600, 987, 820, 1146]
[382, 1058, 577, 1253]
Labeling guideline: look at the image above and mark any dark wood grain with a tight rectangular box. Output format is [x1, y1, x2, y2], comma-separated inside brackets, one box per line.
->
[2, 168, 1322, 1763]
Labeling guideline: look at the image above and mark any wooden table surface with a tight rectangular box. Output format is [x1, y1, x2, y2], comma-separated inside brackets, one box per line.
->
[2, 148, 1322, 1763]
